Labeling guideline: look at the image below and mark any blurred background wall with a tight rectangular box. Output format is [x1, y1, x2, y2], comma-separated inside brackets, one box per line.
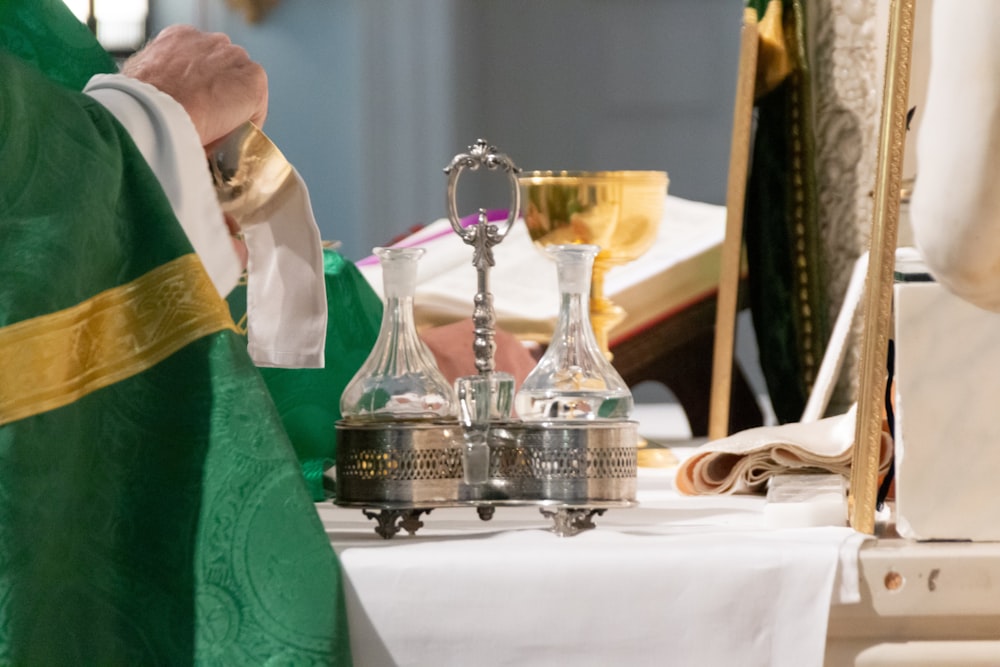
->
[151, 0, 743, 260]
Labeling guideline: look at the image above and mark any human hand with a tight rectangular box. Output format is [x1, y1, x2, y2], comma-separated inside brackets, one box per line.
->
[121, 25, 268, 146]
[420, 319, 539, 387]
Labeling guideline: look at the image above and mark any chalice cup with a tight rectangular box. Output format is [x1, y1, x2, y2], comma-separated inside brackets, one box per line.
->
[519, 170, 669, 359]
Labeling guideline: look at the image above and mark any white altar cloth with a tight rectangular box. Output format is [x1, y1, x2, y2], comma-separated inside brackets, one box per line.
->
[321, 466, 866, 667]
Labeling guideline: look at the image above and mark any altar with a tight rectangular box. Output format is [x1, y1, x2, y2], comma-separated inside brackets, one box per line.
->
[320, 466, 857, 667]
[321, 406, 1000, 666]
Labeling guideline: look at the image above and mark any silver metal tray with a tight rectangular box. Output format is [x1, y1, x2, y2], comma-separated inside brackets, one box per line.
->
[334, 419, 638, 537]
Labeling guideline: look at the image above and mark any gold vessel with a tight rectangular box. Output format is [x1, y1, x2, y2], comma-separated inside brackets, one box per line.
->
[207, 122, 293, 221]
[519, 170, 669, 357]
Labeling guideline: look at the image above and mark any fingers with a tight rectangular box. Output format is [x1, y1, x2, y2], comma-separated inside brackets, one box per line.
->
[122, 25, 268, 146]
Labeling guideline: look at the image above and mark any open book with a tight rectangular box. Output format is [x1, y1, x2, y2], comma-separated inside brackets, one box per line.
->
[356, 195, 727, 344]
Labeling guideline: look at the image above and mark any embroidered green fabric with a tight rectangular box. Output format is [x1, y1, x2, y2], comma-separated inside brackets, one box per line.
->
[0, 3, 352, 663]
[0, 0, 116, 89]
[745, 0, 830, 423]
[227, 250, 383, 501]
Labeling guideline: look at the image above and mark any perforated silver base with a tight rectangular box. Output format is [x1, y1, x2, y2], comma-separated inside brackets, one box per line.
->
[334, 419, 638, 537]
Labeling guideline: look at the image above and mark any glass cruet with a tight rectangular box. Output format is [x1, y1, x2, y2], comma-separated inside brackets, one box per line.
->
[514, 244, 633, 421]
[340, 247, 456, 421]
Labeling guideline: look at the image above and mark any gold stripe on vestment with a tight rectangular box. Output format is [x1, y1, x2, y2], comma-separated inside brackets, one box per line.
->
[0, 254, 238, 426]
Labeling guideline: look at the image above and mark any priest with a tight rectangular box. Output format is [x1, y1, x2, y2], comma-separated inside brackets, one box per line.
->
[0, 3, 351, 663]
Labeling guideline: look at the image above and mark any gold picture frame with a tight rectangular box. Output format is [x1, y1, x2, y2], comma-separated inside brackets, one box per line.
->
[848, 0, 917, 534]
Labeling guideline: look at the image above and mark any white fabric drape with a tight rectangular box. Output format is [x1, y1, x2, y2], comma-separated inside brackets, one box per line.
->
[323, 469, 867, 667]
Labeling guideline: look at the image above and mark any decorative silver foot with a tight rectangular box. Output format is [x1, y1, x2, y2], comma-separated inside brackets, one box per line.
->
[540, 507, 607, 537]
[476, 505, 496, 522]
[362, 509, 433, 539]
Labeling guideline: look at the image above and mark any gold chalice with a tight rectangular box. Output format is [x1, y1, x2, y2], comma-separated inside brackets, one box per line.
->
[519, 170, 669, 358]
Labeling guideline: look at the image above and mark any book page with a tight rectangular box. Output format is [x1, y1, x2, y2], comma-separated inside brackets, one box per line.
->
[357, 195, 726, 341]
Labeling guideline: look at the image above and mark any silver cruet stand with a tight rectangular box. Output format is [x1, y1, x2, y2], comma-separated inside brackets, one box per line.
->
[333, 140, 639, 538]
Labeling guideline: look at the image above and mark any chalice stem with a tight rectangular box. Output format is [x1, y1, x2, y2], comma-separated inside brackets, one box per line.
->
[588, 258, 625, 360]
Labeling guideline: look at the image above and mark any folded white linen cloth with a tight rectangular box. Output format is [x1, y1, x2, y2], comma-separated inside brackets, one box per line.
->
[675, 405, 894, 495]
[237, 164, 328, 368]
[84, 74, 327, 369]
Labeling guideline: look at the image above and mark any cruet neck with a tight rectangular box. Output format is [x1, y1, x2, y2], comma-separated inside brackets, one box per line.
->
[547, 243, 598, 295]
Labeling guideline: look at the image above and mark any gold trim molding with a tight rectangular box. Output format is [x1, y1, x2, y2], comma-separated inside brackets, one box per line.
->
[0, 254, 239, 426]
[848, 0, 916, 534]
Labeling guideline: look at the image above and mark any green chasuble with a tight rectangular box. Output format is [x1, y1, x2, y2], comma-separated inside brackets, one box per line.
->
[744, 0, 829, 423]
[0, 5, 352, 665]
[227, 251, 383, 501]
[0, 0, 117, 88]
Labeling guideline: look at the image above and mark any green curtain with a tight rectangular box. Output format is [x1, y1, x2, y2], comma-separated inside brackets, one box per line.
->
[744, 0, 829, 423]
[0, 2, 352, 663]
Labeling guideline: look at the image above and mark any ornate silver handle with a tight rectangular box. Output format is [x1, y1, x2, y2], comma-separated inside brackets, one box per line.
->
[444, 138, 521, 242]
[443, 139, 521, 375]
[445, 140, 521, 484]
